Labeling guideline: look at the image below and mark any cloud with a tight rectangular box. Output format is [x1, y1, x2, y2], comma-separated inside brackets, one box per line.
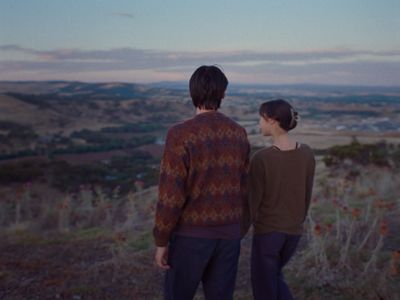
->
[1, 45, 399, 85]
[111, 12, 134, 19]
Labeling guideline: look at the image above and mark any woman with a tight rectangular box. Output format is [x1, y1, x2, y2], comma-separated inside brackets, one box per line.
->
[243, 99, 315, 300]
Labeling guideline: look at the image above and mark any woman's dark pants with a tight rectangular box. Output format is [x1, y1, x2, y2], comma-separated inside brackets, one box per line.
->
[251, 232, 301, 300]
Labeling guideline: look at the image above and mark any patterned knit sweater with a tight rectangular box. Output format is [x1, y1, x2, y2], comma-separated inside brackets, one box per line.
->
[153, 111, 250, 247]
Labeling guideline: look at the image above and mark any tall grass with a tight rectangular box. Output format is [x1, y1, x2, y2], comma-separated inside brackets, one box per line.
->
[294, 166, 400, 298]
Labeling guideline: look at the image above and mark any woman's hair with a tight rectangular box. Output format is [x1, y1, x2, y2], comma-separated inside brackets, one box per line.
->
[189, 65, 228, 110]
[259, 99, 299, 131]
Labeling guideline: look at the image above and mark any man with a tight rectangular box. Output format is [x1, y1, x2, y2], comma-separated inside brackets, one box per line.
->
[153, 65, 250, 300]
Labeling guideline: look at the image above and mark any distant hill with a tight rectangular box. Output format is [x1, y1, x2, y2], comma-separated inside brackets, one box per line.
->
[0, 81, 185, 99]
[0, 81, 191, 135]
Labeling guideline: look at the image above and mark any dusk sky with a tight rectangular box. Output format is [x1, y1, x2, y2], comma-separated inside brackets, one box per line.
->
[1, 0, 399, 86]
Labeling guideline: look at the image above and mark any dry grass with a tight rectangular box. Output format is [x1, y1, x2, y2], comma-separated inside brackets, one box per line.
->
[0, 164, 399, 299]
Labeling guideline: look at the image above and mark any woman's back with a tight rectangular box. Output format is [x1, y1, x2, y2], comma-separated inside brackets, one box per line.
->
[247, 143, 315, 235]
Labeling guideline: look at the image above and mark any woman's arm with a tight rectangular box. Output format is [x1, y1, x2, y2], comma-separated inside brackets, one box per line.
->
[242, 153, 265, 236]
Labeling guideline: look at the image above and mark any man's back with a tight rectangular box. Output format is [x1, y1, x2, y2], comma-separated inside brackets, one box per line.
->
[154, 111, 249, 246]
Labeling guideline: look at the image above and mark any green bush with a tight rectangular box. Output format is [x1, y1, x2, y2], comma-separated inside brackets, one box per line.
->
[323, 140, 394, 167]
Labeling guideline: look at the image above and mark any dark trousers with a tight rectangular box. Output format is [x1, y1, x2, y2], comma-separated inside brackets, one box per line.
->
[164, 235, 241, 300]
[251, 232, 301, 300]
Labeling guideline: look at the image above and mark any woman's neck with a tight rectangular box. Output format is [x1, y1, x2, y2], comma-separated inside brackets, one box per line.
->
[271, 132, 297, 150]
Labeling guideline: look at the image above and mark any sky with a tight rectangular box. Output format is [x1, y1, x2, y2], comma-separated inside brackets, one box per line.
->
[1, 0, 399, 86]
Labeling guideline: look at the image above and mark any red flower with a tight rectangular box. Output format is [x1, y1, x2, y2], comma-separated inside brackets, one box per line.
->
[386, 202, 396, 210]
[374, 199, 386, 209]
[392, 250, 400, 261]
[368, 188, 376, 196]
[325, 223, 334, 233]
[351, 208, 361, 219]
[114, 232, 126, 243]
[379, 222, 389, 236]
[314, 224, 322, 236]
[389, 264, 398, 276]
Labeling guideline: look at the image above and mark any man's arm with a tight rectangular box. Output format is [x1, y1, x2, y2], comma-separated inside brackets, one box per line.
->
[153, 127, 189, 247]
[240, 141, 251, 237]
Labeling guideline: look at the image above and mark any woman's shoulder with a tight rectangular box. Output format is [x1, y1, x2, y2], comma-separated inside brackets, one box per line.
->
[251, 147, 275, 161]
[298, 143, 313, 152]
[298, 143, 314, 155]
[298, 143, 316, 161]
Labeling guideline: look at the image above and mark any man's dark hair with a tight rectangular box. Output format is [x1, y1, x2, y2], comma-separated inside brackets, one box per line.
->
[259, 99, 298, 131]
[189, 65, 228, 110]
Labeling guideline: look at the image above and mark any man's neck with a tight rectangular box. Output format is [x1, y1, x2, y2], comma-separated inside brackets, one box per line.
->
[196, 107, 217, 115]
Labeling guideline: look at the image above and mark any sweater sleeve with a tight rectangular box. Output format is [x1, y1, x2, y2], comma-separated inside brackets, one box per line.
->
[153, 127, 189, 247]
[240, 140, 251, 237]
[242, 153, 265, 235]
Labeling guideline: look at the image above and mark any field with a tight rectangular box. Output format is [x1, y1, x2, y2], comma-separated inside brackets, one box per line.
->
[0, 82, 399, 299]
[1, 160, 399, 299]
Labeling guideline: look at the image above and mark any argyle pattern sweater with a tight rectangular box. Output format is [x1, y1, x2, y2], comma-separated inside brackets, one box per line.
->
[153, 111, 250, 247]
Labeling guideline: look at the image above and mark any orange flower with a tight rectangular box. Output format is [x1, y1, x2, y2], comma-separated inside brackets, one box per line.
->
[381, 219, 389, 226]
[392, 250, 400, 261]
[374, 199, 386, 209]
[379, 222, 389, 236]
[57, 201, 68, 210]
[386, 202, 397, 210]
[114, 232, 126, 243]
[314, 224, 322, 236]
[389, 264, 398, 276]
[351, 208, 361, 219]
[325, 223, 334, 233]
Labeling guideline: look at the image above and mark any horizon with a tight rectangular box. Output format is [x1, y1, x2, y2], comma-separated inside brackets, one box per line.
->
[1, 1, 399, 86]
[2, 79, 400, 90]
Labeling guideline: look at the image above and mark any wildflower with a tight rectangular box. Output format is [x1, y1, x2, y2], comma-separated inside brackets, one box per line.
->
[57, 198, 69, 210]
[379, 222, 389, 236]
[313, 224, 322, 236]
[341, 206, 349, 213]
[332, 198, 340, 208]
[114, 232, 126, 243]
[392, 250, 400, 261]
[381, 219, 389, 226]
[104, 203, 112, 210]
[368, 188, 376, 196]
[15, 189, 23, 202]
[312, 196, 318, 203]
[325, 223, 334, 233]
[374, 199, 386, 209]
[389, 264, 398, 276]
[351, 208, 361, 219]
[386, 202, 396, 210]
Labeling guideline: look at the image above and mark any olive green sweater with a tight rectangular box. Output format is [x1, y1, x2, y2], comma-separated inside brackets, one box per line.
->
[242, 144, 315, 236]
